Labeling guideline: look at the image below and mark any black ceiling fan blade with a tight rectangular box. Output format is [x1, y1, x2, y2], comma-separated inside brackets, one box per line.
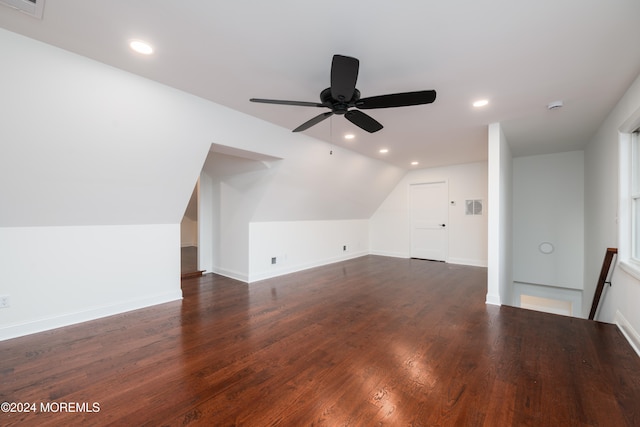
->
[356, 90, 437, 109]
[250, 98, 325, 107]
[331, 55, 359, 102]
[344, 110, 383, 133]
[292, 112, 334, 132]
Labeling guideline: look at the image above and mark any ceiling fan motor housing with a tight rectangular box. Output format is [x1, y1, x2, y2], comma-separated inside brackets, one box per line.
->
[320, 87, 360, 115]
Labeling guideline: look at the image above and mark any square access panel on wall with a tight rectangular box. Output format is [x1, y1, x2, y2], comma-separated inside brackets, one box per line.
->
[0, 0, 44, 18]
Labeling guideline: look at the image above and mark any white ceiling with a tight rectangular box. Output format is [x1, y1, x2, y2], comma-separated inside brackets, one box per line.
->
[1, 0, 639, 169]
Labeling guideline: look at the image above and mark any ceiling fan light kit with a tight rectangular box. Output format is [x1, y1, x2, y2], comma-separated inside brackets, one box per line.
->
[250, 54, 437, 133]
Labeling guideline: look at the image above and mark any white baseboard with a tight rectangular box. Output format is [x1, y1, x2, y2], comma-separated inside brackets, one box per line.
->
[369, 253, 487, 267]
[448, 257, 488, 267]
[614, 310, 640, 357]
[211, 267, 249, 283]
[0, 290, 183, 341]
[248, 251, 368, 283]
[369, 250, 409, 259]
[219, 252, 486, 284]
[485, 293, 501, 306]
[212, 251, 369, 284]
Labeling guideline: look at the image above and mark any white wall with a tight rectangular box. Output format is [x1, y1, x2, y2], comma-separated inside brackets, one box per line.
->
[0, 225, 181, 340]
[212, 167, 276, 281]
[248, 220, 369, 282]
[585, 71, 640, 350]
[0, 29, 212, 228]
[487, 123, 513, 306]
[198, 170, 216, 274]
[0, 28, 405, 339]
[0, 28, 214, 339]
[249, 141, 406, 222]
[370, 161, 488, 266]
[198, 136, 406, 283]
[513, 151, 584, 290]
[180, 217, 198, 247]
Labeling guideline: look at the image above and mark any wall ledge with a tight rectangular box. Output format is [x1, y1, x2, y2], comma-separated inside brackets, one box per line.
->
[619, 260, 640, 282]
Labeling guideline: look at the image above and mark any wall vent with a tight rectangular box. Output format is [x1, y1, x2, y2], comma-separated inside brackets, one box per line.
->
[465, 199, 483, 215]
[0, 0, 44, 19]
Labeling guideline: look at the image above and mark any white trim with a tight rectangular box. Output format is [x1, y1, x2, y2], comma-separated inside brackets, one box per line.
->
[0, 290, 183, 341]
[368, 253, 488, 267]
[620, 259, 640, 282]
[619, 110, 640, 266]
[614, 310, 640, 357]
[448, 257, 488, 267]
[248, 251, 368, 283]
[485, 293, 501, 306]
[369, 250, 410, 259]
[619, 105, 640, 133]
[211, 267, 249, 283]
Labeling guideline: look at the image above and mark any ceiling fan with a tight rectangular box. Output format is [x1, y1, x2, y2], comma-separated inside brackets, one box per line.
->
[250, 54, 437, 133]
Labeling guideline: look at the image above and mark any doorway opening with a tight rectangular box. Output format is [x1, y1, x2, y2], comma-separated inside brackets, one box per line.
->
[181, 182, 202, 278]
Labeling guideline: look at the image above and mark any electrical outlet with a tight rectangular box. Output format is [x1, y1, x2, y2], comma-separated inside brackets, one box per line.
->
[271, 257, 277, 265]
[0, 295, 10, 308]
[343, 245, 347, 251]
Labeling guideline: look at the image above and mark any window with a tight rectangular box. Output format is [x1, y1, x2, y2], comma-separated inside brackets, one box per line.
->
[614, 105, 640, 282]
[620, 124, 640, 280]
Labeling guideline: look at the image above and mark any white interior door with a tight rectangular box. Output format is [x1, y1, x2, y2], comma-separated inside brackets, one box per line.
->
[410, 181, 448, 261]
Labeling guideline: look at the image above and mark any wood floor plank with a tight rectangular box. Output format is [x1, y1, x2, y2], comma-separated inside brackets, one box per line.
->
[2, 256, 640, 426]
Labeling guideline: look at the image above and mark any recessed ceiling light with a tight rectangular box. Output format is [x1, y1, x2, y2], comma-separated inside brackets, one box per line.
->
[344, 133, 355, 140]
[547, 100, 563, 110]
[473, 99, 489, 108]
[379, 148, 389, 154]
[129, 40, 154, 55]
[411, 161, 419, 166]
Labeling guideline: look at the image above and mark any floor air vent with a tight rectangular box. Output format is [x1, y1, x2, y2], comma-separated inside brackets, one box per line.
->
[0, 0, 44, 19]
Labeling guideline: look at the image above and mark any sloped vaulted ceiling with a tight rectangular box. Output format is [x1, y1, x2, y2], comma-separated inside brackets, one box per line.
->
[0, 28, 405, 227]
[0, 29, 212, 226]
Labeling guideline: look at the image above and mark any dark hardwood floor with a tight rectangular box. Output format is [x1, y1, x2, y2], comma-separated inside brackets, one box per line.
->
[1, 256, 639, 426]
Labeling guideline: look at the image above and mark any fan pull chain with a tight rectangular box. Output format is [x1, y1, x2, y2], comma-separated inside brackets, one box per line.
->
[329, 115, 333, 155]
